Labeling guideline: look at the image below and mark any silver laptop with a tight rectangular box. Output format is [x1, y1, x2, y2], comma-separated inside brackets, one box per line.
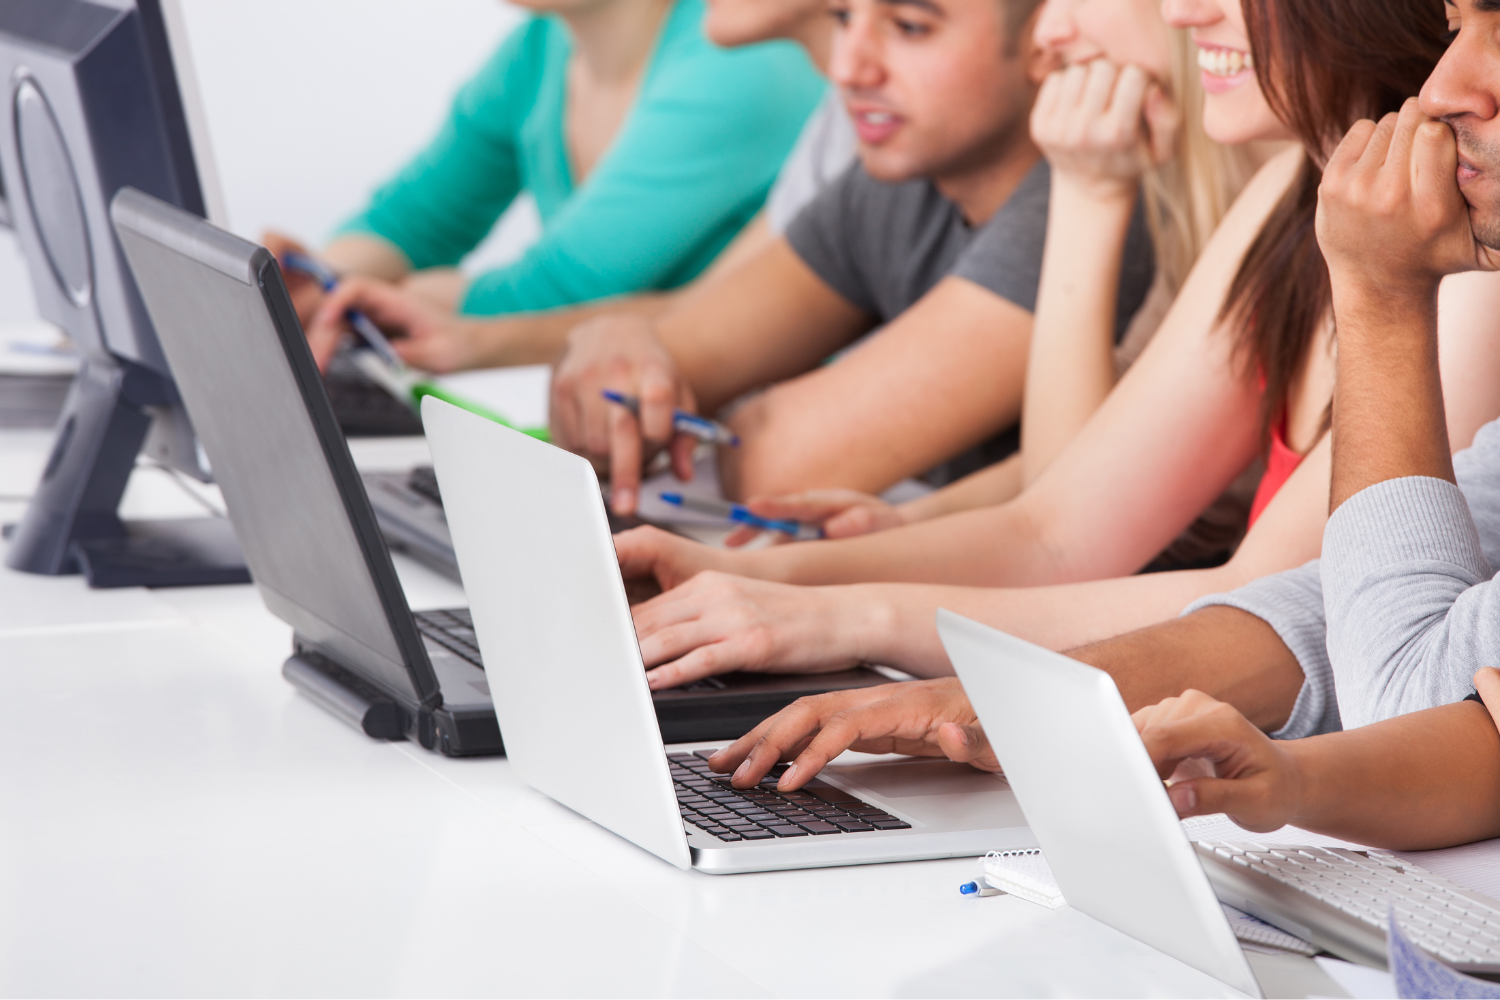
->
[938, 609, 1263, 997]
[422, 396, 1032, 873]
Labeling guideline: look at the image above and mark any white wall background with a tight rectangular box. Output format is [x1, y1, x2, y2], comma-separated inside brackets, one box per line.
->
[0, 0, 541, 327]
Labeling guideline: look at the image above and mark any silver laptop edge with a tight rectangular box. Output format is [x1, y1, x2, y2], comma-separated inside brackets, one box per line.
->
[422, 397, 1032, 873]
[938, 609, 1262, 998]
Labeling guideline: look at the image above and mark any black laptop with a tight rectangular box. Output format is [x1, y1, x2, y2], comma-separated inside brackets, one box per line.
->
[111, 188, 893, 756]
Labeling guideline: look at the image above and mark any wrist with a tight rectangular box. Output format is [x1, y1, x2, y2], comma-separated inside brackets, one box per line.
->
[835, 584, 900, 667]
[1329, 273, 1440, 341]
[1281, 738, 1319, 831]
[1050, 170, 1139, 211]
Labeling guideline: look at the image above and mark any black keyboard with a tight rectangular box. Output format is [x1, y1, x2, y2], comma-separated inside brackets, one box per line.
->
[408, 465, 442, 505]
[414, 608, 481, 667]
[323, 353, 424, 437]
[669, 750, 911, 842]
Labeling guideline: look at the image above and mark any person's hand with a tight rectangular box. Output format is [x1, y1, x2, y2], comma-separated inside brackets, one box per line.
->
[629, 568, 882, 690]
[614, 525, 739, 596]
[305, 276, 483, 373]
[1132, 689, 1303, 833]
[261, 231, 325, 327]
[703, 678, 999, 791]
[551, 315, 698, 515]
[400, 267, 468, 313]
[722, 489, 907, 547]
[1030, 59, 1176, 202]
[1318, 98, 1500, 303]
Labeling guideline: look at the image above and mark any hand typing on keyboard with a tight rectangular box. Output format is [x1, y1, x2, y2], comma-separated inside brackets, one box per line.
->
[1132, 689, 1300, 833]
[705, 678, 999, 792]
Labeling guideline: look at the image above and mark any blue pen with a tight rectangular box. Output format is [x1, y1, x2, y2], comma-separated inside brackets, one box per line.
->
[281, 250, 407, 370]
[658, 492, 803, 535]
[601, 390, 740, 447]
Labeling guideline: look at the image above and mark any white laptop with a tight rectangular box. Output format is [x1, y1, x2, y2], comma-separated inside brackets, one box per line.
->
[422, 396, 1032, 873]
[937, 609, 1264, 998]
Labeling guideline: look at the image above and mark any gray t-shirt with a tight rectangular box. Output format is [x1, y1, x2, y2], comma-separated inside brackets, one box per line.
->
[785, 158, 1155, 481]
[766, 90, 858, 236]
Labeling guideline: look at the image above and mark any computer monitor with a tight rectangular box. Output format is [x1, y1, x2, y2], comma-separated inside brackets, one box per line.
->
[0, 0, 248, 587]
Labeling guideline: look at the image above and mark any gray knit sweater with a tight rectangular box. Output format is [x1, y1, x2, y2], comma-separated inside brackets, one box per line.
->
[1185, 417, 1500, 738]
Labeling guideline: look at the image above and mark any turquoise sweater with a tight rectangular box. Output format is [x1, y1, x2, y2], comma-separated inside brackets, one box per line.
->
[339, 0, 823, 316]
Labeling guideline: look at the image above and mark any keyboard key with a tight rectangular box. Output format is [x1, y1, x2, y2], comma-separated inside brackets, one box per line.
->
[833, 821, 874, 832]
[871, 820, 911, 830]
[767, 825, 809, 837]
[714, 832, 744, 841]
[740, 830, 776, 840]
[798, 821, 841, 835]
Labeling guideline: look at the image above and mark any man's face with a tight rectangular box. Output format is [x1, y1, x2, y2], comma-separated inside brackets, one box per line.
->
[1423, 0, 1500, 250]
[828, 0, 1042, 183]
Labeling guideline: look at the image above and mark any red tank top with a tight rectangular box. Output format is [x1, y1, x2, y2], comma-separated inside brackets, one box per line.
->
[1248, 418, 1303, 526]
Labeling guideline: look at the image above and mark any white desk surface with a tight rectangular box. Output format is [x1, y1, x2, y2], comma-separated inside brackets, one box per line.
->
[0, 428, 1352, 998]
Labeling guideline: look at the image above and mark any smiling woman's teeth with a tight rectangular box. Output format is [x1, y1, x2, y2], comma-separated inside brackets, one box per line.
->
[860, 111, 894, 125]
[1197, 47, 1253, 77]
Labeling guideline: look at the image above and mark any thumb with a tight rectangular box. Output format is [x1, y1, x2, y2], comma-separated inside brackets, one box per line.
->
[1165, 775, 1281, 831]
[1412, 119, 1462, 218]
[937, 721, 1002, 772]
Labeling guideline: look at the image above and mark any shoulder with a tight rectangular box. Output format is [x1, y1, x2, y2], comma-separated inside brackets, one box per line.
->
[645, 1, 823, 109]
[457, 15, 555, 108]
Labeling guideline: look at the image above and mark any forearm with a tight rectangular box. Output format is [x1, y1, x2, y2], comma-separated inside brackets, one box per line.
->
[464, 293, 671, 368]
[898, 455, 1025, 523]
[1285, 701, 1500, 850]
[1021, 181, 1134, 485]
[831, 561, 1253, 678]
[322, 234, 411, 283]
[1070, 606, 1304, 733]
[1330, 281, 1453, 510]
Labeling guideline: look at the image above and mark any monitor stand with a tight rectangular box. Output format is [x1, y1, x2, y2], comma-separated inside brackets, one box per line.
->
[3, 355, 249, 588]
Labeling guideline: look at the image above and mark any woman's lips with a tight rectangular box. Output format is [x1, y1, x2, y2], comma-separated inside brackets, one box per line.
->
[1198, 44, 1254, 96]
[850, 107, 902, 145]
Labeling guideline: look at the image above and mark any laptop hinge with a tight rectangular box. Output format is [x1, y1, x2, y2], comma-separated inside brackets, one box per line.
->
[282, 650, 408, 740]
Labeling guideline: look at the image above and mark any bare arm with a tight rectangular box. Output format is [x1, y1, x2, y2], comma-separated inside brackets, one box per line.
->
[1021, 60, 1172, 485]
[1138, 688, 1500, 851]
[717, 276, 1034, 499]
[657, 237, 871, 413]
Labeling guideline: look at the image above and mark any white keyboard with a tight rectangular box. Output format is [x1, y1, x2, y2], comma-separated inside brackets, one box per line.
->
[1195, 840, 1500, 971]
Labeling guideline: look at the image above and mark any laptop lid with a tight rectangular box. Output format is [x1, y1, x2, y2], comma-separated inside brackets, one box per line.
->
[422, 395, 691, 869]
[937, 609, 1261, 998]
[109, 188, 439, 708]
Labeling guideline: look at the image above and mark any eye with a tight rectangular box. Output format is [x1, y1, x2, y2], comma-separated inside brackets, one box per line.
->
[829, 4, 851, 26]
[894, 17, 932, 37]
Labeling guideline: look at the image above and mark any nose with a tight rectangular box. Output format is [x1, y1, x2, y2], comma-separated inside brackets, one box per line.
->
[1420, 30, 1500, 125]
[829, 5, 885, 93]
[1160, 0, 1222, 29]
[1033, 0, 1079, 51]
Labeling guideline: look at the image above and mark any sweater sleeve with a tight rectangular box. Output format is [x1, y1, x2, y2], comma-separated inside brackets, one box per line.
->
[1181, 561, 1341, 739]
[336, 22, 538, 271]
[1321, 474, 1497, 730]
[458, 40, 823, 315]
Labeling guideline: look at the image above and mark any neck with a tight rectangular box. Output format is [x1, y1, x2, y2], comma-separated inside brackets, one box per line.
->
[933, 130, 1042, 226]
[560, 0, 672, 84]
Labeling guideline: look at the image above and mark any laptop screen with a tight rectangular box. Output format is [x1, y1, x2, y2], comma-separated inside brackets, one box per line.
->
[111, 189, 437, 706]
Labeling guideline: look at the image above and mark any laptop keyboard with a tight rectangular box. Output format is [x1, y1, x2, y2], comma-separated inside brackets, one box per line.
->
[414, 608, 481, 666]
[670, 750, 911, 842]
[408, 465, 442, 506]
[1199, 841, 1500, 966]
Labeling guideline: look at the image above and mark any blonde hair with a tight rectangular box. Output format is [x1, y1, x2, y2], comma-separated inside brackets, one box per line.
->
[1142, 29, 1258, 295]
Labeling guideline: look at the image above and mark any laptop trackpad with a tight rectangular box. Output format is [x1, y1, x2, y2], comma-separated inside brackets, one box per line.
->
[824, 757, 1028, 830]
[831, 758, 1008, 797]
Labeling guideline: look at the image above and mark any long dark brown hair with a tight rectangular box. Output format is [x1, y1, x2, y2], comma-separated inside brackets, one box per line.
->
[1221, 0, 1448, 439]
